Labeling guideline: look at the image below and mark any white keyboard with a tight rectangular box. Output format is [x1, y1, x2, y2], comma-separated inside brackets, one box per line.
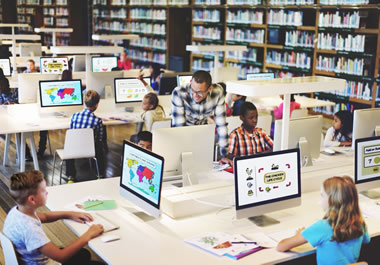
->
[87, 213, 119, 232]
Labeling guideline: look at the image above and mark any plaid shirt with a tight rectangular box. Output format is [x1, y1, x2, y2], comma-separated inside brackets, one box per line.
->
[228, 125, 273, 157]
[171, 84, 228, 157]
[70, 108, 104, 142]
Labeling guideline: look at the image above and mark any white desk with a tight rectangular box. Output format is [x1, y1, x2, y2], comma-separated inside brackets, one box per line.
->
[45, 175, 380, 265]
[0, 101, 142, 172]
[92, 34, 139, 46]
[34, 28, 73, 47]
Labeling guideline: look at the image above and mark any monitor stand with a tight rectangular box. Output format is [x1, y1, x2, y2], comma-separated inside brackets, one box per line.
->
[298, 137, 313, 167]
[122, 206, 155, 222]
[168, 152, 200, 188]
[360, 190, 380, 200]
[375, 126, 380, 137]
[248, 215, 280, 227]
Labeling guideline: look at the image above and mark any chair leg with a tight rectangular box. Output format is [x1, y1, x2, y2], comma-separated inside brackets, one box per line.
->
[51, 152, 57, 186]
[47, 132, 52, 155]
[59, 161, 63, 185]
[93, 158, 100, 179]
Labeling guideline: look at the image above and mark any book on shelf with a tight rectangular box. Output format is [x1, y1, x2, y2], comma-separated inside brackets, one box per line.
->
[318, 11, 360, 29]
[227, 10, 264, 25]
[285, 30, 314, 48]
[268, 10, 303, 26]
[317, 33, 365, 52]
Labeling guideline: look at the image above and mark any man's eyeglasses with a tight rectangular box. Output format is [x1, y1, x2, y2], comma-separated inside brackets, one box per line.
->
[190, 87, 208, 97]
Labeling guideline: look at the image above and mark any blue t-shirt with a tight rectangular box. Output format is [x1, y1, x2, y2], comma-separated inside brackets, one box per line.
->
[3, 206, 59, 265]
[302, 219, 370, 265]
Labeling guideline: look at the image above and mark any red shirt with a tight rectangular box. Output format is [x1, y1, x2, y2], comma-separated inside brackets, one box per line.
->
[118, 59, 131, 70]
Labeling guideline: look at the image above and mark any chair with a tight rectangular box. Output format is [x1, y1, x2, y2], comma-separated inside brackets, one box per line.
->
[152, 118, 172, 131]
[0, 231, 19, 265]
[52, 128, 99, 185]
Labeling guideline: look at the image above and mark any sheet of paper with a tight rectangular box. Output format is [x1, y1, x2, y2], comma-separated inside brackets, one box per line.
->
[65, 195, 113, 212]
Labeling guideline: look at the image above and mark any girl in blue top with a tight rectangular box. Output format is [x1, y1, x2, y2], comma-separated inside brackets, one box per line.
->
[277, 176, 370, 265]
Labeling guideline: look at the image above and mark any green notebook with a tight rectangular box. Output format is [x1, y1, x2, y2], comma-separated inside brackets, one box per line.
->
[83, 200, 117, 211]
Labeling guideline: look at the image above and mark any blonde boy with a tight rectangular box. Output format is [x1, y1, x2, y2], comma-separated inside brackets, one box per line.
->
[3, 170, 104, 265]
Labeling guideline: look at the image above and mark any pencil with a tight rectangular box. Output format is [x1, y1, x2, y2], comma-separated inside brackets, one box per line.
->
[83, 201, 104, 209]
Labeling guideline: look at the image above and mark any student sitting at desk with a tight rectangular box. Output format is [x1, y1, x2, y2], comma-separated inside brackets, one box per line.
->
[0, 68, 15, 104]
[136, 131, 152, 151]
[23, 59, 38, 73]
[3, 170, 105, 265]
[67, 90, 106, 182]
[141, 92, 165, 132]
[324, 110, 353, 147]
[277, 176, 370, 265]
[171, 70, 228, 158]
[220, 102, 273, 166]
[117, 50, 131, 70]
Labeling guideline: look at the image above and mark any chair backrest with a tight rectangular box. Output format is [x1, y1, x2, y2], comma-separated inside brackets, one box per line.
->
[63, 128, 95, 159]
[226, 116, 242, 135]
[291, 108, 308, 118]
[0, 232, 19, 265]
[152, 118, 171, 131]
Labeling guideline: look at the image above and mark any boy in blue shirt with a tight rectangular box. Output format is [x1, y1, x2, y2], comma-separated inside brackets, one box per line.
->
[3, 170, 104, 265]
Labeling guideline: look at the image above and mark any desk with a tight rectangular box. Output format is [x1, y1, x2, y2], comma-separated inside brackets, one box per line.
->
[46, 175, 380, 265]
[0, 101, 142, 171]
[92, 34, 139, 46]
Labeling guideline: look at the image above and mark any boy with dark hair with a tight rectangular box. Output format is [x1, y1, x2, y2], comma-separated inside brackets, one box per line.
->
[3, 170, 104, 265]
[220, 101, 273, 166]
[136, 131, 152, 151]
[66, 90, 106, 182]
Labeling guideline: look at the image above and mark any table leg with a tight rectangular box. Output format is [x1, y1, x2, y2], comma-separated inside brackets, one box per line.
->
[3, 134, 11, 166]
[28, 132, 39, 170]
[15, 133, 20, 165]
[20, 133, 26, 172]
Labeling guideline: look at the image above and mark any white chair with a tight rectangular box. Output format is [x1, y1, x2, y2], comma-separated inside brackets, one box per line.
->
[226, 116, 241, 134]
[52, 128, 99, 185]
[256, 114, 272, 134]
[291, 108, 308, 118]
[0, 231, 19, 265]
[151, 118, 172, 131]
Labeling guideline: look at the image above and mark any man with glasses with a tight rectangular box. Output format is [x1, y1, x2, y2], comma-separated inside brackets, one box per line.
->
[171, 70, 228, 158]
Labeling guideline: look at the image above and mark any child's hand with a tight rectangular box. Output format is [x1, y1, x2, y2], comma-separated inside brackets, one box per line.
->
[295, 227, 305, 235]
[69, 212, 93, 223]
[137, 72, 144, 81]
[86, 224, 104, 240]
[219, 158, 233, 167]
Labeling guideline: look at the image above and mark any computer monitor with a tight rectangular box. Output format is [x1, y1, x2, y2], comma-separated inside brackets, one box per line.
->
[114, 77, 151, 104]
[355, 136, 380, 197]
[19, 43, 42, 57]
[0, 58, 11, 76]
[91, 56, 118, 73]
[274, 115, 323, 165]
[246, 72, 274, 80]
[159, 72, 177, 95]
[234, 148, 301, 226]
[72, 55, 86, 72]
[177, 73, 192, 87]
[212, 66, 239, 83]
[87, 71, 124, 99]
[40, 57, 69, 74]
[39, 79, 83, 113]
[120, 140, 164, 218]
[18, 73, 60, 103]
[353, 108, 380, 144]
[152, 124, 215, 185]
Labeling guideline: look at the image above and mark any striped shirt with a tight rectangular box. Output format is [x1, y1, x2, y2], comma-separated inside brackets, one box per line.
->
[70, 108, 104, 142]
[171, 84, 228, 157]
[228, 125, 273, 157]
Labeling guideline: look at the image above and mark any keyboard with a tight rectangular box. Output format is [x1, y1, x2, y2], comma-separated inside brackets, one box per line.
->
[87, 213, 119, 232]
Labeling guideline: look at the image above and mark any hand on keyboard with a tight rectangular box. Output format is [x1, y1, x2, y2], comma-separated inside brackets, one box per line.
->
[86, 213, 119, 233]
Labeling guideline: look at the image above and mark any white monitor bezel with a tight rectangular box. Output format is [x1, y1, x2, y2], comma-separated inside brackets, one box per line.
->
[353, 108, 380, 144]
[120, 140, 164, 218]
[91, 56, 118, 73]
[234, 148, 301, 219]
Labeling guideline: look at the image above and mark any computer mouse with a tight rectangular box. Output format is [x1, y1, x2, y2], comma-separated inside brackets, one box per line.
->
[324, 148, 335, 155]
[101, 234, 120, 243]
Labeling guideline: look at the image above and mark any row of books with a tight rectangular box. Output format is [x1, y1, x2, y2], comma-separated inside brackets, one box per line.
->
[226, 62, 261, 79]
[110, 0, 127, 5]
[17, 0, 39, 4]
[49, 7, 69, 16]
[93, 0, 106, 5]
[129, 49, 166, 65]
[316, 55, 364, 75]
[329, 80, 372, 100]
[266, 51, 312, 69]
[194, 0, 221, 4]
[193, 26, 222, 40]
[56, 0, 67, 4]
[130, 37, 167, 50]
[268, 10, 303, 26]
[268, 0, 314, 5]
[319, 0, 369, 4]
[312, 103, 353, 115]
[191, 42, 224, 57]
[129, 0, 189, 4]
[192, 59, 223, 72]
[17, 15, 32, 24]
[226, 48, 258, 62]
[17, 8, 35, 15]
[93, 8, 127, 19]
[317, 33, 365, 52]
[193, 9, 220, 23]
[285, 30, 314, 48]
[318, 11, 360, 28]
[226, 0, 262, 4]
[56, 18, 69, 27]
[130, 9, 167, 20]
[94, 21, 166, 35]
[226, 28, 265, 43]
[226, 10, 264, 25]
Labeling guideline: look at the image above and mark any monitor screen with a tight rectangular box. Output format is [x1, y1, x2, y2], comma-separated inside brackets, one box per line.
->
[40, 57, 69, 74]
[234, 149, 301, 219]
[159, 73, 177, 95]
[114, 77, 151, 103]
[246, 73, 274, 81]
[120, 140, 164, 216]
[0, 58, 11, 76]
[92, 56, 118, 72]
[177, 75, 192, 87]
[39, 80, 83, 107]
[355, 136, 380, 185]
